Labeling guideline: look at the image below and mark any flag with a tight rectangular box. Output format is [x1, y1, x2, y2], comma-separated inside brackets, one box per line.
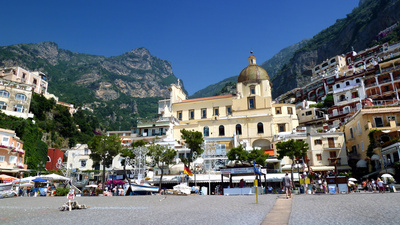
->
[184, 165, 193, 176]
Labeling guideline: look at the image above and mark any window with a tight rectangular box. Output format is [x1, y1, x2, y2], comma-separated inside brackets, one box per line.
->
[219, 125, 225, 136]
[356, 79, 360, 83]
[250, 86, 255, 94]
[314, 139, 322, 145]
[374, 117, 383, 127]
[276, 107, 282, 114]
[352, 91, 359, 98]
[203, 127, 209, 137]
[336, 84, 340, 89]
[15, 94, 27, 101]
[236, 124, 242, 135]
[14, 104, 24, 112]
[345, 81, 350, 86]
[213, 107, 219, 116]
[329, 151, 337, 158]
[361, 141, 364, 152]
[0, 101, 6, 110]
[248, 97, 255, 109]
[189, 109, 194, 120]
[351, 145, 357, 154]
[350, 127, 354, 139]
[387, 116, 396, 123]
[305, 111, 312, 116]
[357, 121, 362, 135]
[9, 155, 17, 164]
[22, 73, 26, 79]
[226, 106, 232, 115]
[216, 144, 226, 155]
[0, 90, 9, 98]
[2, 137, 9, 146]
[201, 108, 207, 118]
[278, 124, 286, 132]
[0, 155, 5, 162]
[80, 160, 87, 168]
[177, 111, 182, 120]
[257, 122, 264, 133]
[340, 95, 346, 101]
[84, 148, 89, 155]
[316, 154, 322, 161]
[33, 79, 37, 85]
[287, 107, 293, 115]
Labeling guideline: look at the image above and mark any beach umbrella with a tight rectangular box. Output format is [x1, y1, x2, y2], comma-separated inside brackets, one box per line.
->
[39, 173, 69, 181]
[348, 181, 355, 185]
[0, 174, 17, 182]
[381, 174, 393, 178]
[85, 184, 98, 188]
[348, 178, 357, 182]
[32, 178, 48, 183]
[19, 183, 34, 187]
[12, 176, 37, 184]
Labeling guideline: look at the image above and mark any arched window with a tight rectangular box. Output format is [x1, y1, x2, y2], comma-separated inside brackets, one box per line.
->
[14, 104, 24, 112]
[203, 126, 209, 137]
[336, 84, 340, 89]
[235, 124, 242, 135]
[219, 125, 225, 136]
[15, 93, 27, 101]
[0, 101, 6, 110]
[0, 90, 9, 98]
[257, 122, 264, 133]
[355, 79, 360, 83]
[345, 81, 350, 86]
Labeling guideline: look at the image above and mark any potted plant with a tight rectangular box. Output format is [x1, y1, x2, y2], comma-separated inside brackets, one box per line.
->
[95, 188, 103, 196]
[83, 189, 89, 196]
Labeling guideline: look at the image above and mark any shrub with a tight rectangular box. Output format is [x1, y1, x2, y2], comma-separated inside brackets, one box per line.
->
[55, 187, 70, 196]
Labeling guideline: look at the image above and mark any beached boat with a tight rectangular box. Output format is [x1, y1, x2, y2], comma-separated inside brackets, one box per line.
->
[129, 182, 159, 195]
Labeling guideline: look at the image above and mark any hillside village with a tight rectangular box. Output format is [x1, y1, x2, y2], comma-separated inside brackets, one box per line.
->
[2, 22, 400, 194]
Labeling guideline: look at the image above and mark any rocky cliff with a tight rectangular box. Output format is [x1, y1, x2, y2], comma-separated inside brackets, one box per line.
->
[0, 42, 181, 130]
[271, 0, 400, 98]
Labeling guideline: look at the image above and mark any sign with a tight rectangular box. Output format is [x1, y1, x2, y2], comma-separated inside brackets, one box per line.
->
[328, 185, 336, 194]
[220, 167, 256, 175]
[300, 178, 310, 185]
[67, 189, 75, 199]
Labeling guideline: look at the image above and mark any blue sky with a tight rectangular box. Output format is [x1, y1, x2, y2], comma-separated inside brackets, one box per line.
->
[0, 1, 360, 95]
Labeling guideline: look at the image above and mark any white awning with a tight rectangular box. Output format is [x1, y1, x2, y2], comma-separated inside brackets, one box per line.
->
[310, 166, 335, 172]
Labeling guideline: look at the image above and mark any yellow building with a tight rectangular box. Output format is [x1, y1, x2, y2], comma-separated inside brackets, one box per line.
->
[343, 106, 400, 176]
[162, 54, 299, 170]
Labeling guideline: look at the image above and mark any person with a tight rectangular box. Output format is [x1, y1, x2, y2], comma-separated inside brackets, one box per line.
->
[377, 178, 385, 193]
[371, 179, 376, 193]
[282, 172, 292, 199]
[239, 179, 245, 188]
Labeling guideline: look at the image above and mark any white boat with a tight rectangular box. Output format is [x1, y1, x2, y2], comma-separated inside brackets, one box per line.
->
[129, 182, 159, 195]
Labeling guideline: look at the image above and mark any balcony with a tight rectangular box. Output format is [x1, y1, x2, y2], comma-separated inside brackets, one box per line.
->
[323, 143, 342, 149]
[365, 82, 377, 88]
[379, 79, 392, 85]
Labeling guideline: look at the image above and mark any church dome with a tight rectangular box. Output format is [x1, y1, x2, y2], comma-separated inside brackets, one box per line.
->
[238, 54, 270, 83]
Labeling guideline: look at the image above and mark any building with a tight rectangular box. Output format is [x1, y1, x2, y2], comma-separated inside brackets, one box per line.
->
[46, 148, 64, 171]
[0, 67, 49, 96]
[272, 126, 349, 174]
[0, 128, 27, 176]
[343, 106, 400, 176]
[163, 54, 299, 172]
[0, 78, 34, 119]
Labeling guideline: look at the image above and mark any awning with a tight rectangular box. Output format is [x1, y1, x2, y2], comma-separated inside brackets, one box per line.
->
[310, 166, 335, 172]
[371, 154, 380, 161]
[356, 159, 367, 168]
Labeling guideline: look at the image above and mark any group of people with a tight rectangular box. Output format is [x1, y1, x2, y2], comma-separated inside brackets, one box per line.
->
[358, 178, 386, 193]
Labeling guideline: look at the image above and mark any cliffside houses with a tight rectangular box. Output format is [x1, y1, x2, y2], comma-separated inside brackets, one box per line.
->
[0, 128, 27, 177]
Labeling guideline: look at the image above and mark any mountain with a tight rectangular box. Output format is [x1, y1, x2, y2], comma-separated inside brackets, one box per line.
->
[271, 0, 400, 98]
[189, 40, 309, 99]
[260, 39, 310, 80]
[0, 42, 182, 130]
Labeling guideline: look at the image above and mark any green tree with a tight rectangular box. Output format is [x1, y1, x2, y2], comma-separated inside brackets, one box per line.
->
[227, 145, 269, 166]
[276, 139, 309, 183]
[87, 134, 122, 190]
[180, 129, 204, 168]
[148, 144, 177, 189]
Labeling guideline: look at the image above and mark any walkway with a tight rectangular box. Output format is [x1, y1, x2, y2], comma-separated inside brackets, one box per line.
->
[261, 194, 292, 225]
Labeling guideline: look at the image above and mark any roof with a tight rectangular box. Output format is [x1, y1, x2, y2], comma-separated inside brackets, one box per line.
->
[180, 94, 236, 103]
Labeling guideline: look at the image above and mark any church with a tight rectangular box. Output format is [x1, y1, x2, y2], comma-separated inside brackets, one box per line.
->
[159, 53, 299, 172]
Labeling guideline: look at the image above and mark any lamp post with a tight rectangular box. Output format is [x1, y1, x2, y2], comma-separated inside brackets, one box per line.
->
[37, 161, 44, 176]
[18, 171, 23, 197]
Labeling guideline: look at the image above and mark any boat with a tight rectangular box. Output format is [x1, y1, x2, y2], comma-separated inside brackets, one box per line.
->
[124, 179, 159, 195]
